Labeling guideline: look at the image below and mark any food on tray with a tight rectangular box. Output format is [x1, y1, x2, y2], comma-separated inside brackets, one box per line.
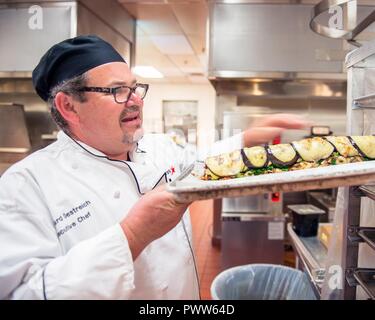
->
[202, 136, 375, 180]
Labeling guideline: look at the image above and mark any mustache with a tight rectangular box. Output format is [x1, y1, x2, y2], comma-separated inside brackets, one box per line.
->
[119, 105, 141, 120]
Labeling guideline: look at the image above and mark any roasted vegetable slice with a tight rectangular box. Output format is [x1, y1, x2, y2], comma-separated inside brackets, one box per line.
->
[350, 136, 375, 159]
[205, 149, 245, 177]
[324, 136, 359, 157]
[266, 143, 299, 167]
[292, 137, 334, 162]
[242, 146, 268, 168]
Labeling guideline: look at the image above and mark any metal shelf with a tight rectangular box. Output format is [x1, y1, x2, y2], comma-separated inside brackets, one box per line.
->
[347, 186, 375, 300]
[353, 94, 375, 109]
[358, 185, 375, 201]
[287, 223, 327, 298]
[344, 24, 375, 300]
[358, 228, 375, 251]
[353, 269, 375, 300]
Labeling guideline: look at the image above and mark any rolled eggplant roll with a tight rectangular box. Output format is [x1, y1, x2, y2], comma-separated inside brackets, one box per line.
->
[292, 137, 334, 162]
[242, 146, 268, 168]
[266, 143, 299, 167]
[325, 136, 359, 157]
[205, 149, 245, 177]
[350, 136, 375, 159]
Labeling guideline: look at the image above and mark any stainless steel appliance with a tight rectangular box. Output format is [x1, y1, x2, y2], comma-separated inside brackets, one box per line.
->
[221, 111, 282, 215]
[0, 103, 31, 166]
[0, 103, 30, 154]
[221, 213, 285, 269]
[220, 111, 285, 269]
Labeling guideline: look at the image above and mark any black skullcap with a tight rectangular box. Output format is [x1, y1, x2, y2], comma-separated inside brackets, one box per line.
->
[32, 35, 126, 101]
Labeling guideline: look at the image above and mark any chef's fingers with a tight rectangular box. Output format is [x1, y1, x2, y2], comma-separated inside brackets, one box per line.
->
[148, 184, 193, 205]
[253, 114, 313, 129]
[244, 126, 287, 147]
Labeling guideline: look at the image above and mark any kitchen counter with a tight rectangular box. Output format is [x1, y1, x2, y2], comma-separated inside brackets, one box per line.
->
[287, 223, 328, 298]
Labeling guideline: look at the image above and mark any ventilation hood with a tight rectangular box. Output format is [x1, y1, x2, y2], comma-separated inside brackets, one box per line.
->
[0, 103, 31, 153]
[207, 2, 350, 98]
[0, 0, 135, 79]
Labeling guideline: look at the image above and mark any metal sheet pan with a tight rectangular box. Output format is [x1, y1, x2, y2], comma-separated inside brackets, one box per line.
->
[167, 161, 375, 202]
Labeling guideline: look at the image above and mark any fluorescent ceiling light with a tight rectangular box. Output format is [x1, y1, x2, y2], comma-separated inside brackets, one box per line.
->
[132, 66, 164, 79]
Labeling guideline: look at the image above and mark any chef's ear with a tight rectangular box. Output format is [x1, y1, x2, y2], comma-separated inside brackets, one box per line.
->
[54, 91, 79, 125]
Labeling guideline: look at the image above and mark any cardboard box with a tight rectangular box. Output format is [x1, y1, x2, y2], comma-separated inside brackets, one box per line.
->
[318, 223, 333, 249]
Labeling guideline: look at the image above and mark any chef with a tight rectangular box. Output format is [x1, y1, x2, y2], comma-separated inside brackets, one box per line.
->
[0, 35, 308, 299]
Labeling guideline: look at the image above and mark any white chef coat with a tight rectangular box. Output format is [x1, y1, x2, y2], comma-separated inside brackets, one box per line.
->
[0, 130, 243, 300]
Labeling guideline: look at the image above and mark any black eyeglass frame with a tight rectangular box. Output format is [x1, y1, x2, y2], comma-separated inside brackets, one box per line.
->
[79, 83, 149, 104]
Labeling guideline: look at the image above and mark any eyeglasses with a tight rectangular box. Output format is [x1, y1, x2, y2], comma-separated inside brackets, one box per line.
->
[80, 83, 149, 104]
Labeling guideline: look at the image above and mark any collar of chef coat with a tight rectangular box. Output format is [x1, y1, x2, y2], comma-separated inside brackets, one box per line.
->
[56, 131, 169, 195]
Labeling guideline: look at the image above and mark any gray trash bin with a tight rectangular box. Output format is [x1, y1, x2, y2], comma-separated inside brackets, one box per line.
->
[211, 264, 317, 300]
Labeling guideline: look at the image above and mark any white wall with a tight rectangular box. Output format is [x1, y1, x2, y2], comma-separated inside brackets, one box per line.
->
[142, 82, 216, 148]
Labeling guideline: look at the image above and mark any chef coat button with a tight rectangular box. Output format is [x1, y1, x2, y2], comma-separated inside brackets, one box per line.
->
[72, 163, 78, 169]
[188, 257, 193, 264]
[114, 191, 120, 199]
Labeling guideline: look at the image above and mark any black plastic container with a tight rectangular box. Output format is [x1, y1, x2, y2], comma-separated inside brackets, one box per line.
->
[288, 204, 325, 237]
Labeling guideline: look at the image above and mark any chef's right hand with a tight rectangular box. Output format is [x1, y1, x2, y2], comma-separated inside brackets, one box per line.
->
[120, 186, 191, 260]
[243, 113, 312, 147]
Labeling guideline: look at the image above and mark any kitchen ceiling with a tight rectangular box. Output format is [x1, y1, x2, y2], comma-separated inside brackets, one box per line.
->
[118, 0, 209, 84]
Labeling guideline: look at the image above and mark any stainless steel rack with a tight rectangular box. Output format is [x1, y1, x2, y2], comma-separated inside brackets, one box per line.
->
[287, 38, 375, 300]
[340, 39, 375, 300]
[358, 185, 375, 201]
[353, 94, 375, 109]
[342, 185, 375, 299]
[353, 269, 375, 299]
[289, 191, 375, 300]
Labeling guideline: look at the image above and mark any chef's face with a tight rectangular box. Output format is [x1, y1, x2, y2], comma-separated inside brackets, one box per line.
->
[75, 62, 144, 159]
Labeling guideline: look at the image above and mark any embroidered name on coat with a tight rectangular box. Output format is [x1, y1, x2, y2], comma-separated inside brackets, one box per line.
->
[54, 200, 92, 237]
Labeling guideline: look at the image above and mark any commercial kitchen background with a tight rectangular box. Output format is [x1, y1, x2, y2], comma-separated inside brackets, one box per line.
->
[1, 0, 375, 300]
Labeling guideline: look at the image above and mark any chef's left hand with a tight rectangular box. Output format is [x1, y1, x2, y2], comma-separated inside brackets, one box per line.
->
[243, 113, 311, 147]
